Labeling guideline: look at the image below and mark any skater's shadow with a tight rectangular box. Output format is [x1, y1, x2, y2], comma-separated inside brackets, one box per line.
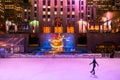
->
[90, 74, 98, 79]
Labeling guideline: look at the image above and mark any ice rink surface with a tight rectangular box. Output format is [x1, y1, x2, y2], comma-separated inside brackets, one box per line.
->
[0, 58, 120, 80]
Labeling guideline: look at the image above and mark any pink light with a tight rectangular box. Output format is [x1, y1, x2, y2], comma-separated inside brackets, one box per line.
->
[104, 11, 113, 20]
[78, 20, 88, 33]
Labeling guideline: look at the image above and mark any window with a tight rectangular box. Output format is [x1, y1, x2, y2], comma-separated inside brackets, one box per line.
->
[24, 12, 27, 16]
[54, 8, 57, 11]
[28, 16, 30, 20]
[54, 27, 63, 33]
[48, 8, 50, 11]
[72, 0, 75, 5]
[81, 6, 83, 10]
[72, 7, 75, 11]
[60, 12, 63, 15]
[67, 0, 70, 5]
[88, 12, 90, 15]
[88, 17, 90, 20]
[48, 15, 50, 18]
[54, 11, 57, 15]
[67, 15, 70, 18]
[54, 0, 57, 5]
[43, 0, 46, 5]
[81, 13, 84, 18]
[72, 15, 75, 18]
[43, 8, 46, 11]
[34, 13, 37, 17]
[43, 15, 46, 18]
[48, 0, 50, 6]
[34, 7, 37, 11]
[67, 8, 70, 11]
[81, 1, 84, 5]
[5, 5, 14, 9]
[61, 8, 63, 11]
[5, 0, 12, 2]
[61, 1, 63, 5]
[67, 26, 74, 33]
[43, 26, 51, 33]
[88, 7, 90, 10]
[34, 0, 37, 3]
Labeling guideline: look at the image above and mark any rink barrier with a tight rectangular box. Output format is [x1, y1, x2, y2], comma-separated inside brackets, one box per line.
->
[9, 53, 103, 58]
[80, 53, 102, 58]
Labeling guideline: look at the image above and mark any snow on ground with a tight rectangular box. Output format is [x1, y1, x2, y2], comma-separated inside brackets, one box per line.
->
[0, 58, 120, 80]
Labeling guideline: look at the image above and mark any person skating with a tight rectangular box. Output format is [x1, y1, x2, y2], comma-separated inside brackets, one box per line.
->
[89, 58, 99, 75]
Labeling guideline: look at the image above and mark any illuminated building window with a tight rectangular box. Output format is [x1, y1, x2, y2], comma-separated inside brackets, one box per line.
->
[5, 0, 12, 2]
[60, 12, 63, 15]
[34, 4, 37, 7]
[47, 12, 50, 15]
[72, 11, 75, 15]
[43, 6, 46, 8]
[48, 6, 51, 8]
[81, 10, 83, 13]
[43, 18, 46, 21]
[48, 18, 50, 22]
[54, 11, 57, 15]
[54, 27, 63, 33]
[43, 26, 51, 33]
[89, 26, 99, 31]
[17, 13, 21, 17]
[67, 12, 70, 14]
[43, 11, 46, 15]
[15, 7, 21, 11]
[24, 9, 27, 12]
[67, 26, 74, 33]
[5, 5, 14, 9]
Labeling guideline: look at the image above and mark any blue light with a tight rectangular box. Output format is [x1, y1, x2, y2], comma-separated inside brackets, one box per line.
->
[40, 33, 75, 52]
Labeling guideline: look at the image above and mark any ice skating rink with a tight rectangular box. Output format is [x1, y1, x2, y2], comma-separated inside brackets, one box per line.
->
[0, 58, 120, 80]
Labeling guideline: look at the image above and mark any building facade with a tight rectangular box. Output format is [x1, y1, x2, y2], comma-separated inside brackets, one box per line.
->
[4, 0, 24, 33]
[29, 0, 89, 33]
[0, 0, 5, 33]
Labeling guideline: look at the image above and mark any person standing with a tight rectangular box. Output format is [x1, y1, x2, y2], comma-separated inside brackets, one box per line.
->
[89, 58, 99, 75]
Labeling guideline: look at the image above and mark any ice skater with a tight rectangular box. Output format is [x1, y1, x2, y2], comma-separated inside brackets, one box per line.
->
[89, 58, 99, 75]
